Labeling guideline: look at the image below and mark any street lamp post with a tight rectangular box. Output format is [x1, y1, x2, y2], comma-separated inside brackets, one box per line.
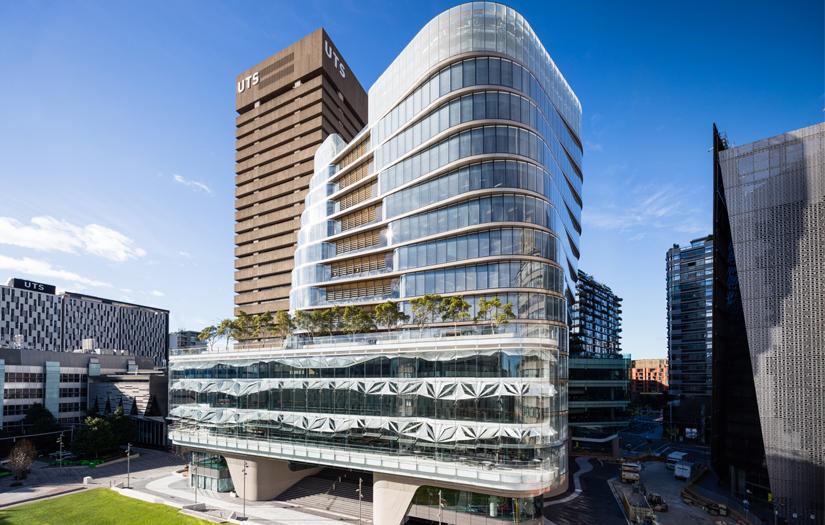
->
[193, 454, 198, 504]
[357, 477, 363, 523]
[242, 460, 248, 521]
[57, 432, 64, 469]
[126, 443, 132, 489]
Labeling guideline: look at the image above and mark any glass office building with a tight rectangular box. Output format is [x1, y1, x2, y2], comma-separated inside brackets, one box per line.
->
[170, 4, 581, 523]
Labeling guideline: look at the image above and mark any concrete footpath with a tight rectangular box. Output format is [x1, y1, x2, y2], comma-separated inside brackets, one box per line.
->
[130, 473, 349, 525]
[0, 447, 343, 525]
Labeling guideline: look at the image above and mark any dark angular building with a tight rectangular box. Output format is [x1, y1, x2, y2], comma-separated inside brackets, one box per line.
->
[711, 123, 824, 523]
[569, 271, 630, 453]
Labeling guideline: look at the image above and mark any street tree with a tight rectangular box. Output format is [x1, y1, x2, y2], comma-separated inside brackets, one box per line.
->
[8, 439, 36, 480]
[22, 403, 58, 434]
[72, 416, 116, 459]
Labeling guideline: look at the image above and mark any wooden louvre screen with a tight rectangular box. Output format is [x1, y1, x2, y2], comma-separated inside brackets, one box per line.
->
[326, 278, 394, 302]
[336, 161, 371, 190]
[336, 137, 368, 171]
[330, 254, 388, 278]
[335, 229, 381, 255]
[337, 183, 374, 211]
[339, 205, 379, 232]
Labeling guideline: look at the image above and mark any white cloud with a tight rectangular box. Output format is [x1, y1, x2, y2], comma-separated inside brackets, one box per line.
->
[0, 216, 146, 262]
[177, 250, 192, 258]
[583, 184, 707, 236]
[0, 255, 110, 288]
[172, 174, 211, 193]
[120, 287, 164, 298]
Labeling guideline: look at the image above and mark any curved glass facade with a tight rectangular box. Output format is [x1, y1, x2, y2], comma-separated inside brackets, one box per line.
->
[170, 2, 581, 513]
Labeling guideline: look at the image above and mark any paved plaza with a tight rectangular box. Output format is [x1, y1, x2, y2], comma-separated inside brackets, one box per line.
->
[0, 447, 350, 525]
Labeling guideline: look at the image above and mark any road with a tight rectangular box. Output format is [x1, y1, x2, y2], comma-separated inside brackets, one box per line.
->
[544, 457, 627, 525]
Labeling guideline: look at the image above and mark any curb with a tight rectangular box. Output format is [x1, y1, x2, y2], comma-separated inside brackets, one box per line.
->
[0, 486, 87, 509]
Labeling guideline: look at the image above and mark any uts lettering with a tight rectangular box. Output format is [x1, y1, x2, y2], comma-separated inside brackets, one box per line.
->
[23, 281, 46, 291]
[237, 72, 259, 94]
[324, 40, 346, 79]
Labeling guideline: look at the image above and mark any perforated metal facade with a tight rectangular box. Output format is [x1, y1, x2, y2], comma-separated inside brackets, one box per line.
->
[716, 122, 824, 522]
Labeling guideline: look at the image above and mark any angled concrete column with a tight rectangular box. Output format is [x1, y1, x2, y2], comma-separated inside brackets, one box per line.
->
[373, 472, 420, 525]
[223, 455, 320, 501]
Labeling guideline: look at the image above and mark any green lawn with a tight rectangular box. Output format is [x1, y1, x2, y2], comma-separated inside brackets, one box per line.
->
[0, 488, 219, 525]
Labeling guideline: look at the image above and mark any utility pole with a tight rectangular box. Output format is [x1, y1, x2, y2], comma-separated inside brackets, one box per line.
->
[57, 432, 64, 469]
[357, 477, 363, 523]
[126, 443, 132, 489]
[438, 489, 444, 525]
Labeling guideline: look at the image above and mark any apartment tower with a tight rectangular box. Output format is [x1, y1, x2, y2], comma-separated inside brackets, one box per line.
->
[234, 30, 368, 317]
[569, 270, 630, 453]
[666, 235, 713, 442]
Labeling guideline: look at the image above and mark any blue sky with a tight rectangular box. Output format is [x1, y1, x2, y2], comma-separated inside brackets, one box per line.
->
[0, 1, 822, 358]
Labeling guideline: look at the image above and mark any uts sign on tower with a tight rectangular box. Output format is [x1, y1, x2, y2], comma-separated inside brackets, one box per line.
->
[324, 40, 346, 78]
[236, 72, 259, 93]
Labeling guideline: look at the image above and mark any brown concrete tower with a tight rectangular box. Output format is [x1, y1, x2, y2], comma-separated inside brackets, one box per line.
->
[234, 29, 368, 316]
